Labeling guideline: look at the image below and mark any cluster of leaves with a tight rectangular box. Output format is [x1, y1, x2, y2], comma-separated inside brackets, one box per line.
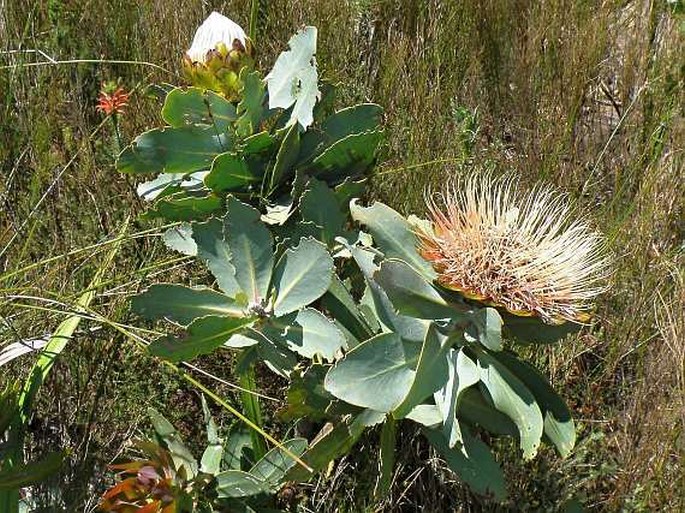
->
[121, 26, 381, 230]
[111, 26, 581, 509]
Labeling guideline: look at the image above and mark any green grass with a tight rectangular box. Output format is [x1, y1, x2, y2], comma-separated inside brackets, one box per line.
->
[1, 0, 683, 511]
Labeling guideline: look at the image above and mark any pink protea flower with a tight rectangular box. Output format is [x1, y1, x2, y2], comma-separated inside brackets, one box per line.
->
[416, 174, 611, 325]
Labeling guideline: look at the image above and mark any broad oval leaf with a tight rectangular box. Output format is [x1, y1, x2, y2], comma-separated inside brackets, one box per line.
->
[321, 103, 383, 141]
[394, 324, 451, 418]
[493, 350, 575, 457]
[163, 223, 197, 256]
[320, 275, 375, 345]
[264, 308, 346, 362]
[309, 131, 382, 181]
[118, 126, 230, 175]
[136, 171, 206, 202]
[225, 333, 260, 348]
[149, 315, 255, 362]
[405, 404, 442, 427]
[472, 308, 504, 351]
[457, 387, 518, 437]
[205, 152, 261, 193]
[162, 87, 236, 131]
[474, 348, 544, 459]
[225, 197, 274, 304]
[299, 103, 383, 164]
[132, 284, 243, 325]
[324, 332, 421, 413]
[236, 69, 266, 137]
[351, 247, 430, 343]
[252, 331, 299, 378]
[299, 178, 347, 246]
[272, 237, 334, 317]
[192, 218, 241, 297]
[375, 259, 460, 320]
[502, 312, 582, 344]
[143, 191, 222, 222]
[433, 348, 480, 448]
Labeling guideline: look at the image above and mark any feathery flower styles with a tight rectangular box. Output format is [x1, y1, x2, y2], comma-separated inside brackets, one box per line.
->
[416, 174, 611, 324]
[183, 12, 253, 100]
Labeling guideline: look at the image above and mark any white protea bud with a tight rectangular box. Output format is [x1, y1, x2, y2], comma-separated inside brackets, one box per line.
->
[182, 12, 253, 100]
[416, 174, 612, 325]
[186, 12, 248, 64]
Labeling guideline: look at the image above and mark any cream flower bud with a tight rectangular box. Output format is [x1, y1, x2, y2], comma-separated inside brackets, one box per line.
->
[186, 12, 247, 63]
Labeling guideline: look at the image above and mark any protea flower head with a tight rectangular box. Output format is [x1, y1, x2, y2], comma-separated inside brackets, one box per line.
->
[96, 82, 130, 116]
[183, 12, 254, 100]
[416, 174, 611, 325]
[98, 441, 188, 513]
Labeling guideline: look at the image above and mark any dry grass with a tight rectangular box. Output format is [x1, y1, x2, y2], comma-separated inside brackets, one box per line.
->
[1, 0, 683, 511]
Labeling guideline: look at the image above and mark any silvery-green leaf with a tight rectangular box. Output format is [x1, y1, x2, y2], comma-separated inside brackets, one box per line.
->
[163, 223, 197, 256]
[474, 347, 544, 459]
[406, 404, 442, 427]
[192, 217, 241, 297]
[118, 126, 230, 175]
[236, 69, 266, 137]
[350, 200, 435, 280]
[502, 312, 582, 344]
[162, 87, 236, 131]
[149, 315, 255, 362]
[270, 123, 300, 189]
[148, 408, 198, 478]
[215, 470, 268, 498]
[267, 308, 346, 361]
[320, 275, 375, 345]
[272, 238, 333, 317]
[225, 333, 260, 348]
[493, 351, 575, 457]
[253, 331, 298, 378]
[204, 152, 261, 193]
[471, 308, 503, 351]
[265, 26, 320, 128]
[434, 348, 480, 449]
[375, 259, 460, 320]
[249, 438, 308, 489]
[324, 333, 421, 413]
[132, 284, 244, 325]
[224, 197, 274, 304]
[347, 245, 430, 342]
[261, 201, 294, 226]
[394, 324, 451, 418]
[457, 387, 518, 437]
[299, 178, 348, 246]
[137, 171, 208, 201]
